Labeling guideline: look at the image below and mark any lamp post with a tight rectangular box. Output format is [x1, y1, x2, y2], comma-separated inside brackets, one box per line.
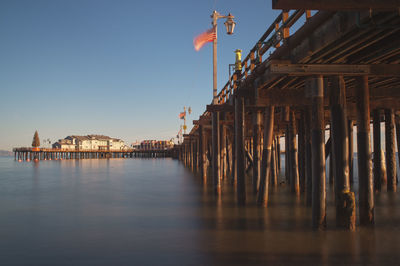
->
[210, 11, 236, 193]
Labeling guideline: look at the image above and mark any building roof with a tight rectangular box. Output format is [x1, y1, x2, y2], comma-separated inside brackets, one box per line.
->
[64, 135, 124, 142]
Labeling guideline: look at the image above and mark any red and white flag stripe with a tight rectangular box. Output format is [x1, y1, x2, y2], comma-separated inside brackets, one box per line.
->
[193, 27, 216, 51]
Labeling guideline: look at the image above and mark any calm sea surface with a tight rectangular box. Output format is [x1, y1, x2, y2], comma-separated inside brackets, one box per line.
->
[0, 156, 399, 265]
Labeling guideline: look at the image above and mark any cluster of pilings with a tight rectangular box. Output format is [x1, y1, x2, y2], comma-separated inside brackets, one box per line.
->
[177, 7, 400, 231]
[13, 148, 174, 161]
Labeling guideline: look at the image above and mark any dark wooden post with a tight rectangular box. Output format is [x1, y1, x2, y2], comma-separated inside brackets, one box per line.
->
[221, 124, 227, 180]
[305, 107, 313, 206]
[309, 76, 326, 230]
[276, 136, 281, 175]
[329, 127, 334, 185]
[355, 76, 374, 226]
[289, 110, 300, 194]
[252, 111, 262, 193]
[235, 96, 246, 204]
[395, 114, 400, 185]
[195, 137, 199, 171]
[257, 106, 275, 206]
[231, 123, 237, 183]
[283, 107, 290, 184]
[271, 139, 278, 186]
[385, 109, 396, 192]
[199, 125, 207, 183]
[372, 109, 383, 191]
[298, 112, 306, 192]
[285, 126, 290, 184]
[212, 111, 221, 193]
[190, 139, 194, 169]
[348, 120, 354, 185]
[330, 76, 355, 230]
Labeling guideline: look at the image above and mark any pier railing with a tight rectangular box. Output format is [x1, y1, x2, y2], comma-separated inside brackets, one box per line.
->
[216, 10, 313, 105]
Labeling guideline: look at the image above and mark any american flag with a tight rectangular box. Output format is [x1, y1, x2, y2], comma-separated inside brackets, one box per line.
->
[193, 27, 216, 51]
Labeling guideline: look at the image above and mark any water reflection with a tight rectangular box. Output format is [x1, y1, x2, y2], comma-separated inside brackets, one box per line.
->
[0, 157, 399, 265]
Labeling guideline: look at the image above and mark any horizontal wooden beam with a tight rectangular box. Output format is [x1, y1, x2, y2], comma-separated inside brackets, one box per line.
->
[269, 63, 400, 76]
[246, 105, 268, 112]
[206, 104, 234, 113]
[272, 0, 400, 10]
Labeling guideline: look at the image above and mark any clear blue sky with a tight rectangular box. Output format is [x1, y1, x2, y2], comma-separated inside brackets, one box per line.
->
[0, 0, 280, 150]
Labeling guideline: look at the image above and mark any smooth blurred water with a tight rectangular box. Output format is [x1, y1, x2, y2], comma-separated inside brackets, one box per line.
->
[0, 156, 399, 265]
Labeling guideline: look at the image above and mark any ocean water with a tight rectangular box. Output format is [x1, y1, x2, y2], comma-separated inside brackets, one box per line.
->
[0, 156, 399, 265]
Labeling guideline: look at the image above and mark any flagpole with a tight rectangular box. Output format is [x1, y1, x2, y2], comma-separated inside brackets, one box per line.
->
[211, 11, 221, 194]
[184, 106, 187, 135]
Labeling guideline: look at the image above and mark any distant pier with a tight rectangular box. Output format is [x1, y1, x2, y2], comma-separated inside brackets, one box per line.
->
[13, 147, 177, 161]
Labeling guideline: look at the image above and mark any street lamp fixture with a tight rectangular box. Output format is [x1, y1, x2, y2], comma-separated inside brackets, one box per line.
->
[224, 13, 236, 35]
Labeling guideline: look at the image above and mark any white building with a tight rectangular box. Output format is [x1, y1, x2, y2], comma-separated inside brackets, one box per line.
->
[53, 135, 126, 151]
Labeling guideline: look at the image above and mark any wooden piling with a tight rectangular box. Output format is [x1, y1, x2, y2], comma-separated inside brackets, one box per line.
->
[385, 109, 396, 192]
[221, 124, 227, 180]
[252, 111, 262, 193]
[199, 125, 207, 183]
[330, 76, 355, 230]
[235, 96, 246, 204]
[355, 76, 374, 226]
[309, 76, 326, 230]
[395, 114, 400, 185]
[305, 107, 313, 206]
[328, 127, 334, 185]
[298, 112, 306, 192]
[372, 109, 383, 191]
[257, 106, 275, 207]
[271, 139, 278, 186]
[212, 111, 221, 193]
[276, 136, 281, 175]
[348, 120, 354, 185]
[285, 126, 290, 184]
[289, 110, 300, 194]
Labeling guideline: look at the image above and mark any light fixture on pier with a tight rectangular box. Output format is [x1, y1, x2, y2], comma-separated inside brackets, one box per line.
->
[224, 13, 236, 35]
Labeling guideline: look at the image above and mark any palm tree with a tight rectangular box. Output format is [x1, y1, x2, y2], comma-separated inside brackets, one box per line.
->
[32, 131, 40, 147]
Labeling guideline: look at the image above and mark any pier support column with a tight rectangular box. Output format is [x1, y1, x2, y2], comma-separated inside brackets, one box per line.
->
[373, 109, 384, 191]
[212, 111, 221, 193]
[289, 110, 300, 194]
[271, 139, 278, 186]
[356, 76, 374, 226]
[305, 107, 313, 206]
[276, 136, 281, 176]
[385, 109, 396, 192]
[257, 106, 274, 207]
[231, 126, 237, 183]
[221, 123, 227, 180]
[395, 114, 400, 185]
[235, 96, 246, 204]
[252, 111, 262, 193]
[199, 125, 207, 183]
[329, 127, 334, 185]
[330, 76, 355, 230]
[190, 139, 195, 170]
[298, 112, 306, 192]
[285, 126, 290, 184]
[348, 120, 354, 185]
[309, 76, 326, 230]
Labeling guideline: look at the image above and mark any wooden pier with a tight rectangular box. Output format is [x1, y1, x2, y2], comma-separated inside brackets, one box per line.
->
[13, 147, 176, 161]
[177, 1, 400, 230]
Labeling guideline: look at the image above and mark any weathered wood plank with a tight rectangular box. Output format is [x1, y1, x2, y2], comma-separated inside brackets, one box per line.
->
[269, 63, 400, 76]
